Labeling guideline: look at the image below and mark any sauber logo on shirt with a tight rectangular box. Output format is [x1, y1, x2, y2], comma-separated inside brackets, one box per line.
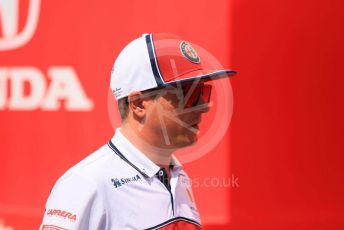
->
[46, 209, 77, 222]
[111, 174, 141, 188]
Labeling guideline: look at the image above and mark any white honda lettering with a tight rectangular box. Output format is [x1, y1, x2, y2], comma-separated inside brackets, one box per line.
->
[0, 68, 7, 108]
[43, 67, 94, 111]
[8, 67, 45, 110]
[0, 67, 94, 111]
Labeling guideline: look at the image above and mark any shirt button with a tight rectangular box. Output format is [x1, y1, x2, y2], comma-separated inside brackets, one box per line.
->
[159, 170, 164, 176]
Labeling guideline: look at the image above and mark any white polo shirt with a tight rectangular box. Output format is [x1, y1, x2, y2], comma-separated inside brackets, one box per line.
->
[40, 128, 201, 229]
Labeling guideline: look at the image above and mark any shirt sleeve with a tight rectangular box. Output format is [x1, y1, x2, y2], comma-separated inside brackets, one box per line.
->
[40, 173, 107, 230]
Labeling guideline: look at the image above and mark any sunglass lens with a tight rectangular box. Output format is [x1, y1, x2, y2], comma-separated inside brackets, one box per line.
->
[183, 85, 212, 108]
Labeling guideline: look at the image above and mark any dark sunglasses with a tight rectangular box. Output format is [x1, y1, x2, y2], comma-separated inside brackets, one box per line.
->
[133, 83, 212, 109]
[181, 84, 212, 108]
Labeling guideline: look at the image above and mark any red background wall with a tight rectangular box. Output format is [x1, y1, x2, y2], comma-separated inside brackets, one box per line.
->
[1, 0, 344, 229]
[230, 0, 344, 229]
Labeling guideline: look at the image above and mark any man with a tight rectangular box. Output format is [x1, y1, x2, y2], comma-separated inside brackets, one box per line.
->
[40, 33, 236, 229]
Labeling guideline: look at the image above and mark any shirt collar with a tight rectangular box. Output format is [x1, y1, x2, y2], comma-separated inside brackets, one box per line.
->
[109, 128, 183, 178]
[170, 155, 182, 171]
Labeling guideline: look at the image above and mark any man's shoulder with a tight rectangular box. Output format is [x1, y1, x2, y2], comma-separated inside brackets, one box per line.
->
[56, 143, 121, 187]
[42, 144, 116, 229]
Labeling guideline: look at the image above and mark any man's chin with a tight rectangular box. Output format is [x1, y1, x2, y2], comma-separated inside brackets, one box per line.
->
[176, 134, 198, 148]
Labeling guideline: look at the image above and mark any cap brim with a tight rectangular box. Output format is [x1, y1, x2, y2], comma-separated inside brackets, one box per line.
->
[162, 69, 236, 86]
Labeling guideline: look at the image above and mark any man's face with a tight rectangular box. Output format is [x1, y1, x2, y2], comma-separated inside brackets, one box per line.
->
[144, 82, 211, 149]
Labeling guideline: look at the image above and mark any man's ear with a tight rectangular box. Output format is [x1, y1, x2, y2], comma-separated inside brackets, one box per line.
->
[127, 91, 147, 119]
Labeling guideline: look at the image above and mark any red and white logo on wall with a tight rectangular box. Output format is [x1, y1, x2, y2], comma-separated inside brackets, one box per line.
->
[0, 0, 94, 111]
[0, 0, 40, 51]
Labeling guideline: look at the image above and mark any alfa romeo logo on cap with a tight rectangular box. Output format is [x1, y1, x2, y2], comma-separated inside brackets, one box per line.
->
[180, 41, 200, 64]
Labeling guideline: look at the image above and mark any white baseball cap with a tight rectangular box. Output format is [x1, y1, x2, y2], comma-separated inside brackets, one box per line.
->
[110, 33, 236, 100]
